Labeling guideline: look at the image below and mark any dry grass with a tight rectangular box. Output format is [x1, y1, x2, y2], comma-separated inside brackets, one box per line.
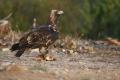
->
[0, 29, 22, 47]
[5, 30, 22, 43]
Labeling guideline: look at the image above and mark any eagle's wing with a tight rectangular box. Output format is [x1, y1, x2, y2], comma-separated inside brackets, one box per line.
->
[19, 27, 53, 48]
[27, 30, 52, 45]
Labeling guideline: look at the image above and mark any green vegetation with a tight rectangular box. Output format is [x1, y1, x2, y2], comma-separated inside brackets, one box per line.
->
[0, 0, 120, 39]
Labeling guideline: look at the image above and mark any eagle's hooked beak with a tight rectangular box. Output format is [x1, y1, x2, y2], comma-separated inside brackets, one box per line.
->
[57, 11, 64, 15]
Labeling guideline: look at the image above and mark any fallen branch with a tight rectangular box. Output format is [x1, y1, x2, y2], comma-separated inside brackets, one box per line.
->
[1, 13, 13, 20]
[106, 37, 120, 46]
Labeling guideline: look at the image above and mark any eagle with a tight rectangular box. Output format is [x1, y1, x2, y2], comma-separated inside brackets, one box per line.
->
[10, 10, 64, 57]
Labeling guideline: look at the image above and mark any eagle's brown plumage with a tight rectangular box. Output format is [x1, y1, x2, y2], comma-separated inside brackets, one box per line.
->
[10, 10, 64, 57]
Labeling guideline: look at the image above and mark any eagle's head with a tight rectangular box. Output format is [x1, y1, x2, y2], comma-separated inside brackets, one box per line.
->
[50, 10, 64, 17]
[49, 10, 64, 31]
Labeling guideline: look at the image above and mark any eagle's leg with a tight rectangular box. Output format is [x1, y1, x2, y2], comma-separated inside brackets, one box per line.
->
[38, 47, 48, 58]
[39, 47, 48, 55]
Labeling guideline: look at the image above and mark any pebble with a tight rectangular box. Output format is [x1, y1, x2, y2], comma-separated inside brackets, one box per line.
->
[2, 48, 10, 52]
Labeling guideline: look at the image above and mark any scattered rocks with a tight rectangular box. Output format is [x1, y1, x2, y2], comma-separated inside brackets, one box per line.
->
[76, 46, 95, 54]
[33, 54, 56, 61]
[0, 36, 119, 80]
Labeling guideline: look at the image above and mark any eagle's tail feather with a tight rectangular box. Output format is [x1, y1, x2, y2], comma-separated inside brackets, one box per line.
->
[15, 49, 25, 57]
[10, 43, 20, 51]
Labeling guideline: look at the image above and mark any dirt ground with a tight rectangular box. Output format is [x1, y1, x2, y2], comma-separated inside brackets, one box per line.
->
[0, 39, 120, 80]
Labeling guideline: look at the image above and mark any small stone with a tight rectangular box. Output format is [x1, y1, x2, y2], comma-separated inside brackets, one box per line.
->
[2, 48, 9, 51]
[62, 49, 66, 52]
[45, 55, 56, 61]
[69, 50, 74, 54]
[78, 46, 83, 52]
[30, 48, 39, 53]
[74, 52, 78, 55]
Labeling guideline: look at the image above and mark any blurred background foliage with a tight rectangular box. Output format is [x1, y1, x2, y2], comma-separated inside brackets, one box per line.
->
[0, 0, 120, 39]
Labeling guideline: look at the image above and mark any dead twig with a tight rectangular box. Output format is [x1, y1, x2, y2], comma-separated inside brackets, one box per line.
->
[1, 13, 13, 20]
